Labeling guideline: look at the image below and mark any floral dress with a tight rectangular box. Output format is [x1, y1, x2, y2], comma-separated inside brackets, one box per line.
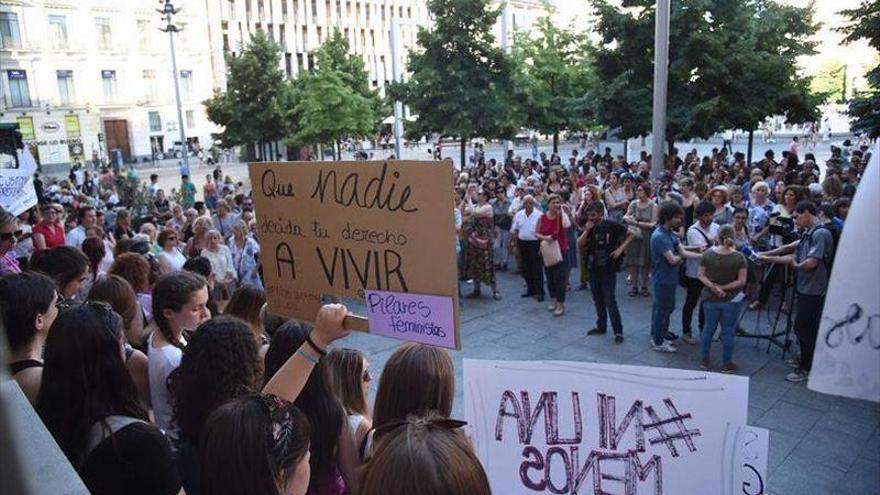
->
[463, 206, 496, 286]
[229, 236, 262, 289]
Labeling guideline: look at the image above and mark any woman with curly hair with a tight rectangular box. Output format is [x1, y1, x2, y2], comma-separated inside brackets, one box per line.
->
[170, 316, 264, 495]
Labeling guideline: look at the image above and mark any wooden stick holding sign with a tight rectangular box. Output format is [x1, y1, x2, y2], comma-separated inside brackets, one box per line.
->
[249, 160, 460, 349]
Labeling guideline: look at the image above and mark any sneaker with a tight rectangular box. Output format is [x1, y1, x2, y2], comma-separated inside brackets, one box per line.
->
[651, 342, 678, 353]
[699, 359, 710, 370]
[785, 369, 809, 383]
[682, 334, 697, 345]
[784, 356, 800, 369]
[614, 334, 624, 344]
[587, 328, 607, 336]
[547, 303, 557, 311]
[721, 362, 738, 374]
[665, 332, 679, 341]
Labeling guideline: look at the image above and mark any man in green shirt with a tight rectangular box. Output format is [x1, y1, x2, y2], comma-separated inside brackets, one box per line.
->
[180, 175, 196, 209]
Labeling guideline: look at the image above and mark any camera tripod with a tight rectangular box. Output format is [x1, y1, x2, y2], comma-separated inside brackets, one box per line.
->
[737, 263, 796, 358]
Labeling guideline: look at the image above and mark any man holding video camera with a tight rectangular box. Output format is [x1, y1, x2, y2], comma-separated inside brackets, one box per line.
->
[757, 201, 834, 383]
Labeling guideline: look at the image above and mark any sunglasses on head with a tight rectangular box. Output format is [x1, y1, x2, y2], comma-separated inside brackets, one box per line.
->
[0, 230, 23, 241]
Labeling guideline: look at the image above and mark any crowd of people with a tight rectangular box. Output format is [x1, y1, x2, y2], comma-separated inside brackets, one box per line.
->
[455, 138, 864, 379]
[0, 135, 868, 494]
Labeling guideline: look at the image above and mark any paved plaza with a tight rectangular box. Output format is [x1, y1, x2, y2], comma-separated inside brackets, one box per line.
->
[342, 269, 880, 495]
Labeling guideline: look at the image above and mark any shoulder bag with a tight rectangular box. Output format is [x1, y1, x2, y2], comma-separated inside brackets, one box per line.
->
[540, 214, 563, 267]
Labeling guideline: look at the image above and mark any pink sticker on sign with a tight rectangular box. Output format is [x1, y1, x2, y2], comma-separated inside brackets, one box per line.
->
[364, 290, 456, 349]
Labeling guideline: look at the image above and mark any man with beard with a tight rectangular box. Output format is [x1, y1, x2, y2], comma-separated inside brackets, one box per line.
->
[650, 201, 703, 353]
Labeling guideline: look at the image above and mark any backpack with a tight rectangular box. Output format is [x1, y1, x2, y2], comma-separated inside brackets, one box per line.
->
[808, 223, 840, 275]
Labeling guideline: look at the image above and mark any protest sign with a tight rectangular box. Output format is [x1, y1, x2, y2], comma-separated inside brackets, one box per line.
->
[364, 290, 456, 349]
[808, 144, 880, 402]
[249, 160, 460, 348]
[0, 148, 38, 216]
[723, 424, 769, 495]
[464, 359, 752, 495]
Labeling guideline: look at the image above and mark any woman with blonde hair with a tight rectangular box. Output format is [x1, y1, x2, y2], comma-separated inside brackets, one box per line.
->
[201, 229, 237, 300]
[697, 225, 747, 373]
[229, 219, 262, 288]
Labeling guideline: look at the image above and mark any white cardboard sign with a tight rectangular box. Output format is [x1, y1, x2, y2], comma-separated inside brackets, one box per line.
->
[0, 149, 38, 216]
[464, 359, 753, 495]
[808, 145, 880, 402]
[724, 424, 769, 495]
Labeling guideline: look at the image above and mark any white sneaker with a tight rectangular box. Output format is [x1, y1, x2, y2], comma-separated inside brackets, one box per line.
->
[651, 342, 678, 353]
[785, 369, 809, 383]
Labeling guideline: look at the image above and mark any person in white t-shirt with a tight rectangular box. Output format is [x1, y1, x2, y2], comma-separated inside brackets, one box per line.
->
[510, 195, 545, 301]
[681, 201, 719, 345]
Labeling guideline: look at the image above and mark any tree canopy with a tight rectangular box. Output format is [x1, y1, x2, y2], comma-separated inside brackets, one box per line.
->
[204, 31, 291, 160]
[394, 0, 519, 165]
[513, 16, 595, 153]
[838, 0, 880, 139]
[590, 0, 819, 153]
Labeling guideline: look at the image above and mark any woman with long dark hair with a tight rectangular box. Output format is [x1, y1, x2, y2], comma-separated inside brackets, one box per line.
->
[37, 303, 180, 495]
[29, 245, 90, 300]
[264, 322, 361, 495]
[170, 316, 264, 494]
[200, 394, 311, 495]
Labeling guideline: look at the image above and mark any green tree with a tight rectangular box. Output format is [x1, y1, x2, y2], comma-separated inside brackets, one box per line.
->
[204, 32, 291, 160]
[811, 60, 848, 103]
[286, 35, 378, 159]
[393, 0, 519, 166]
[590, 0, 818, 159]
[514, 16, 595, 153]
[314, 29, 386, 129]
[838, 0, 880, 138]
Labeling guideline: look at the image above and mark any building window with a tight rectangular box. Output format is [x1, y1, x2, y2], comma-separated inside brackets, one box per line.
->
[143, 70, 158, 102]
[57, 70, 75, 105]
[95, 17, 112, 50]
[0, 12, 22, 49]
[297, 53, 304, 71]
[6, 70, 31, 107]
[317, 26, 322, 44]
[101, 70, 118, 103]
[185, 110, 195, 129]
[228, 0, 236, 19]
[180, 70, 193, 100]
[48, 15, 68, 49]
[137, 20, 152, 50]
[302, 26, 308, 51]
[311, 0, 318, 22]
[280, 27, 286, 50]
[258, 0, 265, 19]
[285, 53, 292, 77]
[281, 0, 287, 17]
[149, 111, 162, 132]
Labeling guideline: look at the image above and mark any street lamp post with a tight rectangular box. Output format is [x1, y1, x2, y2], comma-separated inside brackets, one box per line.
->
[158, 0, 189, 170]
[390, 18, 404, 160]
[650, 0, 671, 178]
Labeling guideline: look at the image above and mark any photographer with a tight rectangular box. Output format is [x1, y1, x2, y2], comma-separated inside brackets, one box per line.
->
[758, 201, 833, 383]
[751, 185, 804, 310]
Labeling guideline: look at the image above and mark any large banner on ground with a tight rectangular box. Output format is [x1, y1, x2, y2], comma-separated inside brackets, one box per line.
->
[464, 359, 766, 495]
[808, 145, 880, 402]
[249, 160, 460, 348]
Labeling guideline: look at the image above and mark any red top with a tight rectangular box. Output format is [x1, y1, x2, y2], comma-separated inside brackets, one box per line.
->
[33, 222, 65, 249]
[538, 213, 569, 253]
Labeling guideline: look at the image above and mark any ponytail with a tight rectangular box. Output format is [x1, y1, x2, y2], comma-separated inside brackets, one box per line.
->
[717, 225, 736, 249]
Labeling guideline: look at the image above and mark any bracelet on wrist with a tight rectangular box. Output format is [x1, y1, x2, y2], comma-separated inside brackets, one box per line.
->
[305, 334, 328, 356]
[296, 348, 320, 365]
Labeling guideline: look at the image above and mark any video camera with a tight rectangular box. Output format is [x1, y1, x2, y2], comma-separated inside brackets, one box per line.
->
[768, 212, 799, 244]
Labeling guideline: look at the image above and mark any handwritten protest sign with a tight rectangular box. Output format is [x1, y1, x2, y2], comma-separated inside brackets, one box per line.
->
[464, 359, 753, 495]
[808, 144, 880, 402]
[0, 148, 38, 216]
[364, 290, 456, 349]
[249, 160, 460, 348]
[723, 424, 769, 495]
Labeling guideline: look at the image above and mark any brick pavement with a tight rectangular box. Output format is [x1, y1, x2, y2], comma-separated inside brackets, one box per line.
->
[339, 268, 880, 495]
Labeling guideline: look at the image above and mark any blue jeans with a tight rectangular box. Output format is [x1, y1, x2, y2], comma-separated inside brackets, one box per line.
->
[651, 283, 677, 345]
[700, 300, 744, 363]
[589, 268, 622, 334]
